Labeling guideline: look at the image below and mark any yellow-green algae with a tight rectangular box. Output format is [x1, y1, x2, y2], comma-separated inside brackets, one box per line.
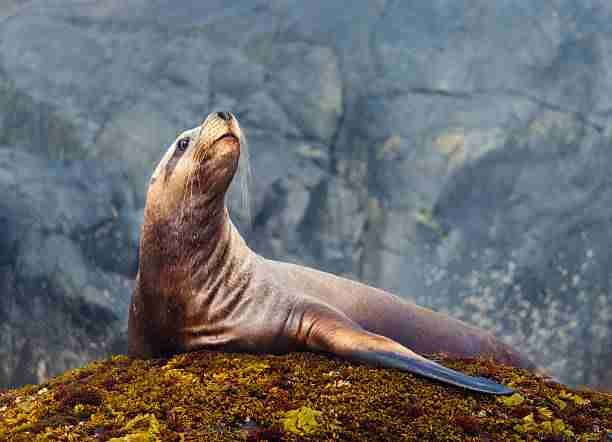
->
[0, 351, 610, 441]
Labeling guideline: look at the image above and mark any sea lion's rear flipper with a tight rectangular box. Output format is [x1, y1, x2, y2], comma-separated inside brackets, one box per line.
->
[293, 303, 513, 395]
[362, 352, 514, 395]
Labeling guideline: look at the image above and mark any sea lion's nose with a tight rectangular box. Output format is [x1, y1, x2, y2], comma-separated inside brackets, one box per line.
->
[217, 111, 232, 121]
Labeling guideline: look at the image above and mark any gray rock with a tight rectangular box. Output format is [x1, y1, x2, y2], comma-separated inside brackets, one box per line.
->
[0, 148, 134, 387]
[265, 42, 343, 143]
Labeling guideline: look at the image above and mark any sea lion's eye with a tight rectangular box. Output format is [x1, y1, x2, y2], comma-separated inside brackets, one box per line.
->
[177, 138, 190, 152]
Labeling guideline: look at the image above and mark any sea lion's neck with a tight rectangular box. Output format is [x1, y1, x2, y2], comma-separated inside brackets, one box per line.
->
[140, 195, 255, 296]
[188, 207, 255, 292]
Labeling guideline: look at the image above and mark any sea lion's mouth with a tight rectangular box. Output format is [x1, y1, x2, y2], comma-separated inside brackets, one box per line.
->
[213, 133, 239, 145]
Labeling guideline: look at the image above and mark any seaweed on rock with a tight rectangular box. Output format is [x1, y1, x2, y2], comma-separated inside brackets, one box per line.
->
[0, 351, 610, 441]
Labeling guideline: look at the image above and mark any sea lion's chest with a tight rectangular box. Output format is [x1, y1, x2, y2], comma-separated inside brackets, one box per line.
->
[169, 260, 299, 353]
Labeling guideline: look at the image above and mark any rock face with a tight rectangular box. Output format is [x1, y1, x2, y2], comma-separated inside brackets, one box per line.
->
[1, 1, 611, 388]
[0, 149, 137, 387]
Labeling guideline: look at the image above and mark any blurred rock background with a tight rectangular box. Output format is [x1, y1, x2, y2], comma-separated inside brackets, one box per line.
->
[1, 1, 611, 389]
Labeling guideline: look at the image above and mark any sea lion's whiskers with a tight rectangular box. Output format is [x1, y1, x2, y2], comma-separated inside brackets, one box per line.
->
[184, 166, 199, 284]
[180, 164, 197, 248]
[239, 132, 252, 225]
[227, 130, 252, 228]
[186, 172, 195, 284]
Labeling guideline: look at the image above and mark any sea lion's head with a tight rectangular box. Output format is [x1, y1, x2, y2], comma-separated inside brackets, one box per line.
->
[145, 111, 243, 221]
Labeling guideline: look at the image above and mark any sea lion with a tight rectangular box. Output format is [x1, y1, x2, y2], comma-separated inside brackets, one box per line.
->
[128, 111, 533, 394]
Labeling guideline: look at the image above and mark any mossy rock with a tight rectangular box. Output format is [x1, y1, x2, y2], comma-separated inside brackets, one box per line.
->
[0, 351, 610, 441]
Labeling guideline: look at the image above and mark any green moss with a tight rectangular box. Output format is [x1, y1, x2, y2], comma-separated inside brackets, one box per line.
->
[497, 393, 525, 407]
[281, 406, 323, 436]
[1, 352, 610, 441]
[414, 207, 448, 238]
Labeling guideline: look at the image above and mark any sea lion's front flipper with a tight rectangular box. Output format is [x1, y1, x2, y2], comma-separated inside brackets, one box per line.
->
[293, 303, 513, 395]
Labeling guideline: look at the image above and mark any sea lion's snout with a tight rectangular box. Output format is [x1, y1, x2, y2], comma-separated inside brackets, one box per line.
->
[216, 111, 232, 121]
[199, 111, 242, 148]
[205, 110, 234, 124]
